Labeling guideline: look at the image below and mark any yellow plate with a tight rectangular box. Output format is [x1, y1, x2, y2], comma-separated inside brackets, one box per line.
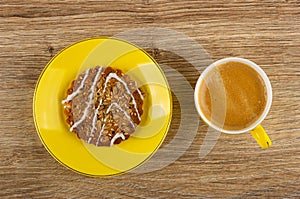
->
[33, 37, 172, 176]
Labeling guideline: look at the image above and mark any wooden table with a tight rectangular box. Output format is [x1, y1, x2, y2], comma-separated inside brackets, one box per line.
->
[1, 0, 299, 198]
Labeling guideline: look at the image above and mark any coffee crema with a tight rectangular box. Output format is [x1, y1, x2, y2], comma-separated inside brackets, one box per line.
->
[198, 61, 267, 130]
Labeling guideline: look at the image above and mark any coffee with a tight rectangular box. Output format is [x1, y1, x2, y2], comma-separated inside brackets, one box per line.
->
[198, 61, 267, 130]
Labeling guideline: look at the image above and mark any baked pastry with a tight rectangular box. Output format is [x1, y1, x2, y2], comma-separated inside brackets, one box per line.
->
[62, 66, 144, 146]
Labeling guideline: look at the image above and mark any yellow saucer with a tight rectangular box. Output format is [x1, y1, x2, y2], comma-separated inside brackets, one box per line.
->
[33, 37, 172, 176]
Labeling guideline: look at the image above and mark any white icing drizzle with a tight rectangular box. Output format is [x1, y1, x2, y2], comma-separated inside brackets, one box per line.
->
[133, 81, 144, 101]
[87, 72, 109, 143]
[87, 137, 92, 144]
[136, 88, 144, 100]
[62, 69, 90, 104]
[103, 73, 141, 121]
[87, 98, 102, 144]
[110, 133, 125, 146]
[95, 101, 136, 146]
[70, 67, 102, 132]
[95, 125, 104, 146]
[88, 71, 143, 146]
[106, 102, 135, 127]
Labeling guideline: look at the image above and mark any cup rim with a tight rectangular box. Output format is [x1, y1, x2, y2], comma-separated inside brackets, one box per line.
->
[194, 57, 272, 134]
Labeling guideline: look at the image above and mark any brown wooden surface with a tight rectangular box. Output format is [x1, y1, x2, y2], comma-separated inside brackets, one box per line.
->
[1, 0, 300, 198]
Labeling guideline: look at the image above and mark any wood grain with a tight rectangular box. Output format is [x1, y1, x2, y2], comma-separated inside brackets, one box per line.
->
[0, 0, 299, 198]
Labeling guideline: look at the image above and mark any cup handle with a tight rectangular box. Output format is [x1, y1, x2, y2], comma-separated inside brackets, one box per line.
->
[250, 125, 272, 149]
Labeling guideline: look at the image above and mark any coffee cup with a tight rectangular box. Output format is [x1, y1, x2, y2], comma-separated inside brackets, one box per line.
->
[194, 57, 272, 148]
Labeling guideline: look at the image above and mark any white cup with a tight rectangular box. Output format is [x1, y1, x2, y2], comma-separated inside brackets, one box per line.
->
[194, 57, 273, 148]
